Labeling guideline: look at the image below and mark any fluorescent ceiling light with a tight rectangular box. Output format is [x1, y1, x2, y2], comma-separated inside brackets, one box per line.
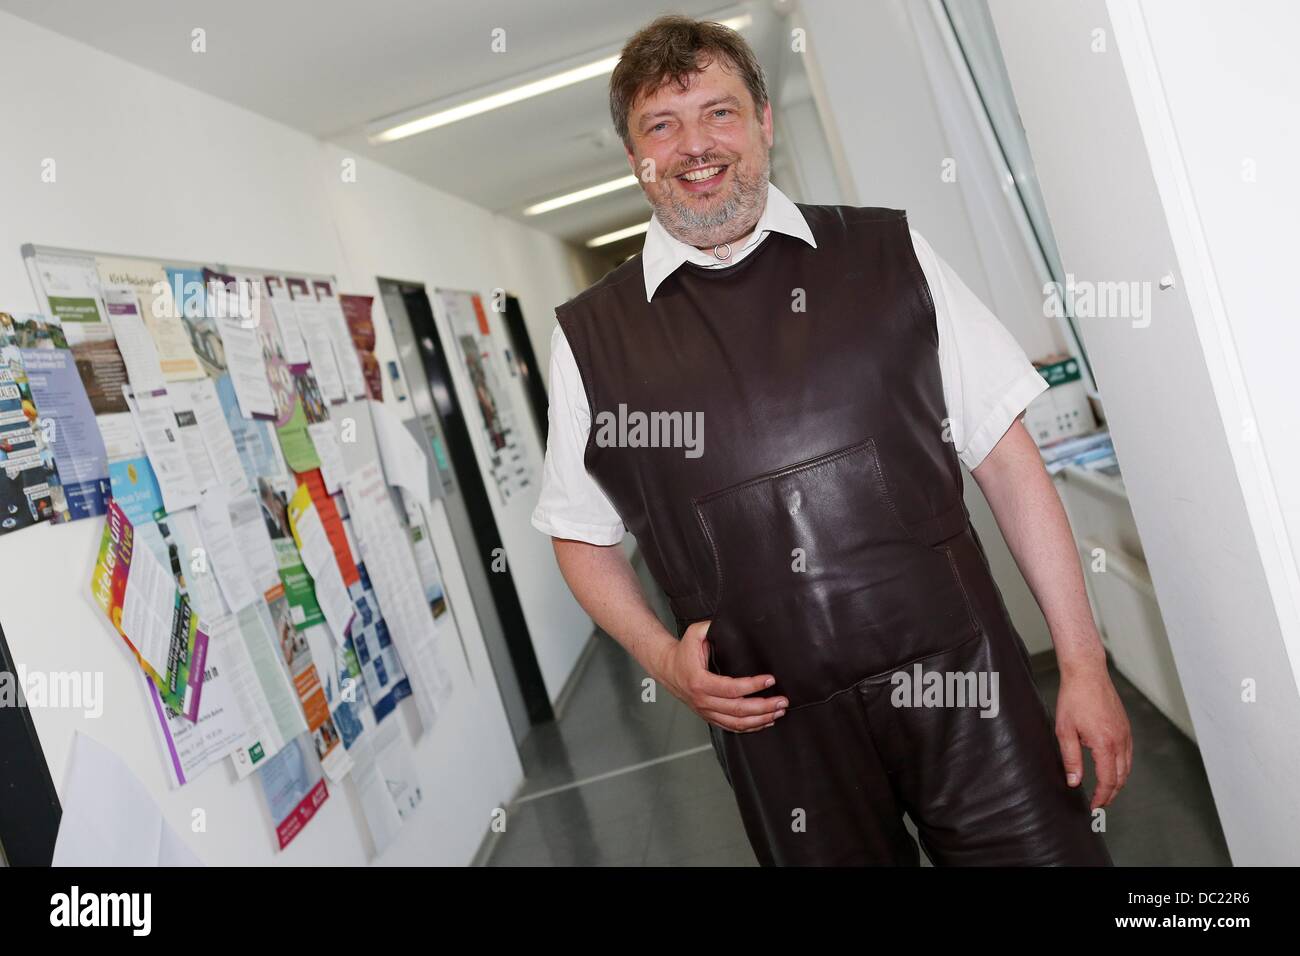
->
[586, 221, 650, 248]
[370, 14, 754, 145]
[523, 175, 638, 216]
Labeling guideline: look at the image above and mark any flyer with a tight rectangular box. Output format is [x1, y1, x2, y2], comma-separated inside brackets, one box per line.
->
[254, 734, 328, 851]
[166, 266, 226, 378]
[206, 270, 275, 420]
[96, 257, 204, 382]
[313, 279, 368, 401]
[8, 315, 110, 520]
[287, 277, 344, 404]
[144, 636, 246, 789]
[0, 320, 67, 529]
[343, 461, 448, 729]
[102, 287, 168, 396]
[31, 253, 107, 324]
[340, 293, 382, 400]
[343, 558, 412, 723]
[90, 500, 208, 720]
[227, 600, 308, 778]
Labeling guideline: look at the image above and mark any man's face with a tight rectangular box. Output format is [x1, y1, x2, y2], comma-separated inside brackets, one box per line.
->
[624, 56, 773, 248]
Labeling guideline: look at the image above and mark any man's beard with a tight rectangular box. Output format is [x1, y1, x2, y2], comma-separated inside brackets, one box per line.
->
[650, 149, 770, 248]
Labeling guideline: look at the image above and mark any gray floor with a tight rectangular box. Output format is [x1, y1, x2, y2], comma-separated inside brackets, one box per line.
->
[479, 567, 1231, 867]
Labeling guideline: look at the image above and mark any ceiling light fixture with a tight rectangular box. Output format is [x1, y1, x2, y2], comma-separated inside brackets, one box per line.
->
[586, 221, 650, 248]
[523, 175, 638, 216]
[369, 14, 753, 145]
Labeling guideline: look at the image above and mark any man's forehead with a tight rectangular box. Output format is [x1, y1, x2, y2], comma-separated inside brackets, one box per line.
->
[632, 58, 744, 115]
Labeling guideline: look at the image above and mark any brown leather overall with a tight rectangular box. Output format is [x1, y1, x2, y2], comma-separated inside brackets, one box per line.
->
[557, 204, 1112, 866]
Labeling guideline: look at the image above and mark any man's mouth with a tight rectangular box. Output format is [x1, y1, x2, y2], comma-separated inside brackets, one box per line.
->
[676, 164, 729, 191]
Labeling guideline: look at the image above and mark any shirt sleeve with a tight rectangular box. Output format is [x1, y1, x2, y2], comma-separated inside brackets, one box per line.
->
[910, 227, 1049, 470]
[529, 324, 628, 544]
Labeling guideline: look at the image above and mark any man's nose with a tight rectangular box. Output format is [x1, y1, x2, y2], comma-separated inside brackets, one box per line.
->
[677, 119, 716, 158]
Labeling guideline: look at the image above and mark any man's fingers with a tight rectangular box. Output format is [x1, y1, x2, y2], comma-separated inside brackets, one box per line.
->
[701, 692, 788, 719]
[1090, 742, 1119, 810]
[694, 669, 776, 699]
[1056, 722, 1085, 788]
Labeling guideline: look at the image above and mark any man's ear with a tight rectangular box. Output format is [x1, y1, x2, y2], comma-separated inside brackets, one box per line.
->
[760, 101, 774, 148]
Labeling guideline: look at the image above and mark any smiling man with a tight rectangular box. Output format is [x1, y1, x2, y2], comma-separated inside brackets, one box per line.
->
[531, 15, 1130, 866]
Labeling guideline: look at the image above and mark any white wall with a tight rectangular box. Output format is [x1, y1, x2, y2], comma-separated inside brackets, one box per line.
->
[796, 0, 1063, 654]
[0, 10, 591, 865]
[988, 0, 1300, 864]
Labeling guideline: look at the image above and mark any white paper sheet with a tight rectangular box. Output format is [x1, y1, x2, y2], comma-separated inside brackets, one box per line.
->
[124, 386, 202, 512]
[343, 462, 444, 728]
[369, 399, 431, 507]
[216, 315, 276, 419]
[291, 492, 354, 644]
[171, 378, 247, 496]
[228, 491, 281, 595]
[103, 286, 167, 395]
[196, 488, 259, 612]
[315, 281, 368, 400]
[289, 280, 345, 403]
[266, 278, 310, 365]
[306, 420, 346, 494]
[52, 731, 203, 866]
[119, 530, 182, 678]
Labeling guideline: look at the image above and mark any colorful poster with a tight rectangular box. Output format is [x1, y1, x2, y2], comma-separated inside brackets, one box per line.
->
[255, 735, 328, 851]
[341, 294, 382, 400]
[9, 315, 110, 520]
[90, 500, 208, 720]
[106, 454, 162, 528]
[0, 318, 66, 529]
[343, 558, 412, 723]
[437, 288, 534, 504]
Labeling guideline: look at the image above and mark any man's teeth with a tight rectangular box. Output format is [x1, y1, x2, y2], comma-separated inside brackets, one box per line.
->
[681, 166, 724, 182]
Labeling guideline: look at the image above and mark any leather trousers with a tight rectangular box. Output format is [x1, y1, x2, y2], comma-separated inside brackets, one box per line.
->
[691, 438, 1113, 866]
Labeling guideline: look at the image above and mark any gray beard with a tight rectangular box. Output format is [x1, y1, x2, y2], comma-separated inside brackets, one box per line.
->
[652, 153, 770, 248]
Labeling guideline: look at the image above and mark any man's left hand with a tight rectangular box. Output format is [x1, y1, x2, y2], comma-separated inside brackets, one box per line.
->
[1054, 660, 1133, 810]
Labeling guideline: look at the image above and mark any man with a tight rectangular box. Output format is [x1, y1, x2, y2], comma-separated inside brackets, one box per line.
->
[531, 15, 1130, 866]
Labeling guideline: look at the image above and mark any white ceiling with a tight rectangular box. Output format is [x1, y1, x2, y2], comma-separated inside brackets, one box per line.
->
[0, 0, 791, 244]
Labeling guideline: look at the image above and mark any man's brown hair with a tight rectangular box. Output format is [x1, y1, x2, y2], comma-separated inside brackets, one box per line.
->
[609, 15, 769, 146]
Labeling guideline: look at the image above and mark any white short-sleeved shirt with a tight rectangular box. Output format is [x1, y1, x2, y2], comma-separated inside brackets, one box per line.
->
[531, 183, 1047, 545]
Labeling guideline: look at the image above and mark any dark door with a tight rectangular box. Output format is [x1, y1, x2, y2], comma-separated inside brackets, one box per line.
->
[386, 281, 553, 726]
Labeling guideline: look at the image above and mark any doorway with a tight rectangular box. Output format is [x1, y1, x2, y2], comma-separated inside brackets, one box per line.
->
[378, 278, 554, 740]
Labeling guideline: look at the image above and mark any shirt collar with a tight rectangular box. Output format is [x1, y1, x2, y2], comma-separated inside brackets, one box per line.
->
[640, 181, 818, 302]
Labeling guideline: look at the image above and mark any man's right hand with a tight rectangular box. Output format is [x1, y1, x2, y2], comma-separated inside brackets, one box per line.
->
[655, 619, 788, 733]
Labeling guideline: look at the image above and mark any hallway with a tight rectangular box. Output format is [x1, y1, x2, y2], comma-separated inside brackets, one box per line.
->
[479, 563, 1231, 867]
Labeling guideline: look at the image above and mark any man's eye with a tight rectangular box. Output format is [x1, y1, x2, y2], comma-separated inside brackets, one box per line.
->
[714, 109, 731, 117]
[652, 122, 667, 132]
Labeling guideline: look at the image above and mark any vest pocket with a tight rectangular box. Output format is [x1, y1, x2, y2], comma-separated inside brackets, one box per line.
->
[692, 436, 981, 706]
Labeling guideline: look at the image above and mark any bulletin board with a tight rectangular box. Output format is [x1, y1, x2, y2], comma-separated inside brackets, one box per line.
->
[1, 242, 463, 863]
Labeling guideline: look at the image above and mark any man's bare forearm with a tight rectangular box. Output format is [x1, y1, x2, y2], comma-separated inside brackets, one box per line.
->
[551, 537, 679, 679]
[970, 420, 1107, 677]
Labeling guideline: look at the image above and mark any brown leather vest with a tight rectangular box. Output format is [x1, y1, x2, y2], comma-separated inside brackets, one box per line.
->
[558, 204, 979, 706]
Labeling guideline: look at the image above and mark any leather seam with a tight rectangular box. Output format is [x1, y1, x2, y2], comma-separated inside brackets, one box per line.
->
[774, 627, 989, 717]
